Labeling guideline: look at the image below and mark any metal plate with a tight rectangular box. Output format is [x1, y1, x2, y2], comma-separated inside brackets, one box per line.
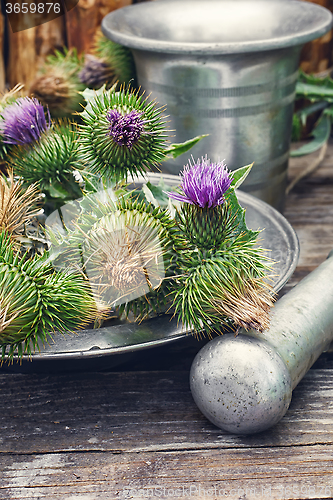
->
[4, 173, 299, 367]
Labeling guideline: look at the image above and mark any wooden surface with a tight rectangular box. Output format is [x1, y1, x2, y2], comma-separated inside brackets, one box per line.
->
[7, 17, 66, 90]
[300, 0, 333, 73]
[65, 0, 132, 55]
[1, 142, 333, 498]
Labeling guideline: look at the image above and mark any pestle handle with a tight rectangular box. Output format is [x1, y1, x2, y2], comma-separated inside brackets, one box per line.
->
[190, 252, 333, 434]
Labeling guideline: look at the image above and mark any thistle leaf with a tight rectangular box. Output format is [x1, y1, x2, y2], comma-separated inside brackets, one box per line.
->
[165, 134, 208, 159]
[230, 163, 253, 189]
[290, 113, 330, 157]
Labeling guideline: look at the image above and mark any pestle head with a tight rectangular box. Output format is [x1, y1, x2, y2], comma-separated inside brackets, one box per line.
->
[190, 334, 292, 434]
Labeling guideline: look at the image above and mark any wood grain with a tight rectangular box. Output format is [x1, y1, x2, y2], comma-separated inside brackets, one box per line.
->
[0, 370, 333, 499]
[65, 0, 132, 55]
[6, 17, 66, 90]
[0, 370, 333, 455]
[0, 445, 332, 499]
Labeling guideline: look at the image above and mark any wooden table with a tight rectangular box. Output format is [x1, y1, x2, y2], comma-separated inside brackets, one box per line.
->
[1, 143, 333, 500]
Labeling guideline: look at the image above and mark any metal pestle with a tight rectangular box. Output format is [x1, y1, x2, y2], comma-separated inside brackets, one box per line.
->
[190, 252, 333, 434]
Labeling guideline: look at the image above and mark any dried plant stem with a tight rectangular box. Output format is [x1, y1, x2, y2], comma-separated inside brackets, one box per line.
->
[286, 140, 328, 195]
[0, 169, 41, 239]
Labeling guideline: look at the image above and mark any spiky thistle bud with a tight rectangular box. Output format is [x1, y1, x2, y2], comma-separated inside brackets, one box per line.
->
[166, 158, 274, 334]
[46, 192, 182, 321]
[9, 121, 85, 211]
[0, 231, 97, 360]
[167, 156, 233, 248]
[78, 54, 115, 89]
[93, 30, 137, 87]
[79, 86, 168, 182]
[29, 49, 85, 119]
[172, 243, 274, 336]
[0, 97, 51, 146]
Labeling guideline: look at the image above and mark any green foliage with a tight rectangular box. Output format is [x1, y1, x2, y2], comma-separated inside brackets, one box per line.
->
[290, 113, 330, 157]
[292, 70, 333, 156]
[165, 135, 208, 159]
[296, 70, 333, 102]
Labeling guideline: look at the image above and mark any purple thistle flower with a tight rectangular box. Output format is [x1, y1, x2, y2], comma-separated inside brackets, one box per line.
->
[106, 108, 146, 149]
[167, 156, 232, 208]
[0, 97, 50, 146]
[78, 54, 113, 88]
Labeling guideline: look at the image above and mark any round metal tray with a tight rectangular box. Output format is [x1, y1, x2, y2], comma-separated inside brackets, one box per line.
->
[3, 173, 299, 370]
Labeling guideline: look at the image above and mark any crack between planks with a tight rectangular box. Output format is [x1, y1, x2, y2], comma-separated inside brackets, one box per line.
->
[1, 440, 333, 457]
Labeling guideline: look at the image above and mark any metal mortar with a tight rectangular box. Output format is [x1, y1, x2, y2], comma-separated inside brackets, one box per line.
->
[102, 0, 332, 210]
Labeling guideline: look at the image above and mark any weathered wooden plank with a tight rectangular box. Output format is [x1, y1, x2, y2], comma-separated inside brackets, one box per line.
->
[65, 0, 132, 55]
[0, 443, 333, 499]
[1, 369, 333, 455]
[7, 18, 66, 90]
[289, 225, 333, 267]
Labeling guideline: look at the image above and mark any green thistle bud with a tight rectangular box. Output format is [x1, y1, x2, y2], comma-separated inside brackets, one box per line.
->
[29, 49, 85, 118]
[172, 242, 274, 336]
[0, 231, 97, 360]
[93, 30, 137, 87]
[47, 193, 182, 322]
[78, 86, 168, 182]
[178, 202, 235, 249]
[9, 121, 84, 210]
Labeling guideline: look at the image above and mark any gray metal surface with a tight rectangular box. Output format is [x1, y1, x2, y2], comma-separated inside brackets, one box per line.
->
[102, 0, 332, 210]
[190, 253, 333, 434]
[16, 173, 299, 363]
[190, 335, 292, 434]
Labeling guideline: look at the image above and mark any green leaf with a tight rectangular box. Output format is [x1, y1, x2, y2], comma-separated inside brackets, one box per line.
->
[143, 180, 171, 207]
[296, 70, 333, 103]
[79, 84, 116, 120]
[290, 114, 331, 157]
[323, 106, 333, 118]
[225, 188, 258, 242]
[296, 82, 333, 102]
[230, 163, 253, 189]
[48, 182, 73, 200]
[297, 101, 328, 126]
[142, 183, 159, 208]
[164, 134, 208, 159]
